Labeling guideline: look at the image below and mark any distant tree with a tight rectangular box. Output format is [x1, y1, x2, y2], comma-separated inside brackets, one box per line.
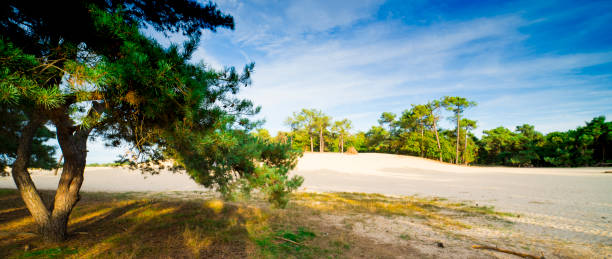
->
[479, 127, 516, 165]
[286, 109, 330, 152]
[426, 100, 443, 161]
[365, 125, 391, 152]
[378, 112, 397, 131]
[274, 131, 289, 144]
[286, 109, 316, 152]
[284, 113, 304, 148]
[349, 131, 368, 152]
[332, 119, 352, 153]
[314, 112, 331, 152]
[411, 104, 430, 157]
[252, 128, 272, 142]
[514, 124, 544, 166]
[460, 119, 477, 164]
[442, 96, 477, 164]
[580, 116, 612, 164]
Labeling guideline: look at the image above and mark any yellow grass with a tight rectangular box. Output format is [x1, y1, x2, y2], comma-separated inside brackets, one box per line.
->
[0, 189, 536, 259]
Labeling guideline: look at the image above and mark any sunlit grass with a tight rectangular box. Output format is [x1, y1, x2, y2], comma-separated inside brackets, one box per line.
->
[0, 216, 35, 232]
[291, 192, 515, 229]
[0, 190, 345, 258]
[0, 189, 517, 258]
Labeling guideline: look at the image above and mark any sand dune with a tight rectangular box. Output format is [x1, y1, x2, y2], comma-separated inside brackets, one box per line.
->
[1, 152, 611, 245]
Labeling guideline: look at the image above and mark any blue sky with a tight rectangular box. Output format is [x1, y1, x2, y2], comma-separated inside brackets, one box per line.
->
[86, 0, 612, 163]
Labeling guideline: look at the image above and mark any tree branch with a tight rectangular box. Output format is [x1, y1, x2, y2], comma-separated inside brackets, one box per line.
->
[11, 111, 52, 225]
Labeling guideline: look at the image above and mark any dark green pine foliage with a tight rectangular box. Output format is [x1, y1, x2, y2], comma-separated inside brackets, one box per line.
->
[0, 107, 57, 173]
[337, 99, 611, 167]
[1, 0, 301, 222]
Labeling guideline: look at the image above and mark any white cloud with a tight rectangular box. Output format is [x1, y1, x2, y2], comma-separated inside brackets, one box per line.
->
[225, 13, 612, 133]
[285, 0, 384, 32]
[194, 2, 612, 135]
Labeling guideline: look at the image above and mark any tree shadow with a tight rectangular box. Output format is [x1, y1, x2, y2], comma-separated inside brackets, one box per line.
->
[0, 190, 260, 258]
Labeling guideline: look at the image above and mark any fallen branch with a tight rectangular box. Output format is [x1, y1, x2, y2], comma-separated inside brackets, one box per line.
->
[472, 245, 544, 259]
[274, 236, 302, 246]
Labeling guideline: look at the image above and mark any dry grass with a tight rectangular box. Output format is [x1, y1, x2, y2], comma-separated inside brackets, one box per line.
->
[0, 189, 263, 258]
[1, 189, 422, 258]
[0, 189, 591, 258]
[291, 192, 515, 230]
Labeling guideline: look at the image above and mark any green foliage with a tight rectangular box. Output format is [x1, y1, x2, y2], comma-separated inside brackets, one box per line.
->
[1, 0, 303, 208]
[255, 227, 321, 258]
[331, 118, 352, 152]
[252, 128, 272, 142]
[478, 117, 611, 167]
[283, 102, 610, 168]
[86, 162, 128, 167]
[285, 109, 333, 152]
[165, 125, 304, 208]
[0, 107, 57, 173]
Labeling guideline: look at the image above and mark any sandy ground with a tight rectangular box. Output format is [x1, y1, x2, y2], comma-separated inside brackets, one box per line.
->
[295, 153, 612, 246]
[1, 152, 611, 248]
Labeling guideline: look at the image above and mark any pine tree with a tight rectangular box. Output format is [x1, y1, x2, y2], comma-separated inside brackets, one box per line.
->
[1, 0, 302, 242]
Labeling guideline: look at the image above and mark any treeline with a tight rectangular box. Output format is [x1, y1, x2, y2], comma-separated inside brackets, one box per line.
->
[253, 96, 611, 167]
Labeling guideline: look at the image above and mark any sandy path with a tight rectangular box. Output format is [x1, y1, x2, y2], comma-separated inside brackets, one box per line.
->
[1, 152, 611, 245]
[294, 153, 612, 246]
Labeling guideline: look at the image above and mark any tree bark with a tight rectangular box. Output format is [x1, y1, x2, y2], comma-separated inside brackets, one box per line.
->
[319, 127, 324, 152]
[44, 109, 90, 242]
[433, 119, 442, 162]
[340, 134, 344, 153]
[310, 136, 313, 152]
[10, 110, 88, 242]
[54, 154, 63, 176]
[456, 114, 460, 164]
[11, 113, 53, 237]
[464, 129, 468, 165]
[420, 123, 424, 157]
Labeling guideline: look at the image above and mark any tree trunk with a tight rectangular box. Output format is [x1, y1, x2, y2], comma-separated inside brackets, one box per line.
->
[11, 113, 53, 238]
[340, 134, 344, 153]
[54, 154, 63, 176]
[310, 136, 313, 152]
[420, 123, 424, 157]
[45, 111, 90, 242]
[433, 119, 442, 162]
[13, 105, 98, 242]
[456, 115, 460, 164]
[11, 112, 87, 242]
[464, 129, 468, 165]
[319, 127, 324, 152]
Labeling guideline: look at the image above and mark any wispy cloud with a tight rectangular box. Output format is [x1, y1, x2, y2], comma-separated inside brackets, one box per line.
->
[86, 0, 612, 162]
[211, 7, 612, 133]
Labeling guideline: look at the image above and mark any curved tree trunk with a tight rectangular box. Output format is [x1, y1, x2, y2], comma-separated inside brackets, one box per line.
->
[45, 109, 90, 241]
[12, 108, 92, 242]
[11, 113, 53, 237]
[433, 119, 442, 162]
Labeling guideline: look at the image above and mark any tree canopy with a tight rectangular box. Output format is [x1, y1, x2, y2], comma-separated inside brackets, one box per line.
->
[278, 100, 611, 167]
[1, 0, 302, 242]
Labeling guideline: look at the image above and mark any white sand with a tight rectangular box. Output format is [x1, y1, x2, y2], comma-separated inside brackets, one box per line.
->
[1, 152, 611, 245]
[293, 153, 612, 245]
